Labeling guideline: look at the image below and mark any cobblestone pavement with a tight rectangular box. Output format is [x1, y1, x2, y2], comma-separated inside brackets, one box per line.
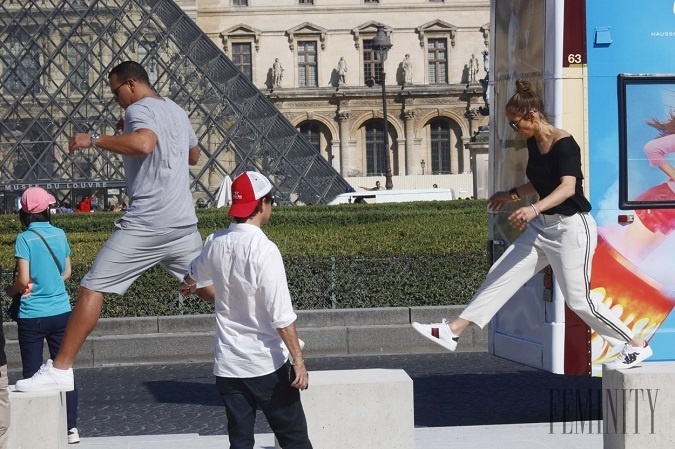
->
[8, 352, 602, 438]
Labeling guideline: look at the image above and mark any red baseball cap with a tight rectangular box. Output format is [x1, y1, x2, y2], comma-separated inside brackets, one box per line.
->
[21, 187, 56, 213]
[228, 171, 273, 218]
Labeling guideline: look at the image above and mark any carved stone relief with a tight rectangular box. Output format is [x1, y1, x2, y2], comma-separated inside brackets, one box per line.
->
[419, 97, 460, 105]
[281, 101, 332, 108]
[348, 99, 389, 107]
[337, 110, 351, 121]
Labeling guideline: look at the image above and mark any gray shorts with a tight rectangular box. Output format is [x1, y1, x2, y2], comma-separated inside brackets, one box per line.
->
[81, 224, 203, 295]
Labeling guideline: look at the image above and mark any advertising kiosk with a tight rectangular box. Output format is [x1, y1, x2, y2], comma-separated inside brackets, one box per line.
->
[488, 0, 675, 375]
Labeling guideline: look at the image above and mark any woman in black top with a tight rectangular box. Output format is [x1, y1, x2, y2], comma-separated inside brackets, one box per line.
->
[413, 79, 652, 371]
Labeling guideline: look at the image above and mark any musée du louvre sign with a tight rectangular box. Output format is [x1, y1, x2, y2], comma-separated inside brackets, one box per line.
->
[2, 182, 113, 191]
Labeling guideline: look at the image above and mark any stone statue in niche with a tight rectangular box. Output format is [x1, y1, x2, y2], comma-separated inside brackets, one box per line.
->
[337, 57, 347, 85]
[469, 53, 479, 83]
[273, 58, 284, 86]
[402, 54, 413, 85]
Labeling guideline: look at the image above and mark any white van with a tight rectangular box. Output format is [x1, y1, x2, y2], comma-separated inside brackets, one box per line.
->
[328, 188, 454, 205]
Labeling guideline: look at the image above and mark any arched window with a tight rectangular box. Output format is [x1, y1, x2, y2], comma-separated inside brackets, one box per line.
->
[366, 121, 387, 175]
[299, 122, 321, 153]
[430, 119, 450, 174]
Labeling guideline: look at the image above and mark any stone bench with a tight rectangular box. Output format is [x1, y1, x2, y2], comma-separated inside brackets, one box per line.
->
[8, 387, 67, 448]
[602, 361, 675, 449]
[276, 368, 414, 449]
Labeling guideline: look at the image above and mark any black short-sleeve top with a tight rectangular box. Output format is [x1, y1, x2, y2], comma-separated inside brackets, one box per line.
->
[525, 136, 592, 216]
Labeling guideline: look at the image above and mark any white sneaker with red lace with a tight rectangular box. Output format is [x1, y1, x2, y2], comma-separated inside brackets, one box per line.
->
[412, 319, 459, 351]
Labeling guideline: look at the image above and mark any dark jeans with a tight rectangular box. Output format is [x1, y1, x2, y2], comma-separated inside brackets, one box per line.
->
[17, 311, 78, 430]
[216, 361, 312, 449]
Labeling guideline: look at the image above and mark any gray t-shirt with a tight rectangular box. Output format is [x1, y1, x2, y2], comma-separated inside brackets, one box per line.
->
[120, 97, 198, 228]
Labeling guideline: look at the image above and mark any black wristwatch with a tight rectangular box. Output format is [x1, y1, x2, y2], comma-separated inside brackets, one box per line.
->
[509, 188, 520, 200]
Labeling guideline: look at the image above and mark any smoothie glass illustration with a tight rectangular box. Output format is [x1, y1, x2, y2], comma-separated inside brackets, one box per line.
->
[590, 234, 674, 370]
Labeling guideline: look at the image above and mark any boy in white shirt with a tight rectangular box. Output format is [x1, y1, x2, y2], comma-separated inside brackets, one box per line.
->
[181, 171, 312, 449]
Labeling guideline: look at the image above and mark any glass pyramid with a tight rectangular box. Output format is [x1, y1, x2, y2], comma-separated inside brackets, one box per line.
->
[0, 0, 350, 209]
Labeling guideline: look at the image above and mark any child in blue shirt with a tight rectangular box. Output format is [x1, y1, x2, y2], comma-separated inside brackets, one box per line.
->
[4, 187, 79, 444]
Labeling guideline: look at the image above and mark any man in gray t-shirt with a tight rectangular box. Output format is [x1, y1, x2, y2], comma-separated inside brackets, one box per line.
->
[15, 61, 212, 393]
[121, 95, 198, 228]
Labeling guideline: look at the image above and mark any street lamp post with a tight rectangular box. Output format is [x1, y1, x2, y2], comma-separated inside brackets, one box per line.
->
[371, 23, 394, 190]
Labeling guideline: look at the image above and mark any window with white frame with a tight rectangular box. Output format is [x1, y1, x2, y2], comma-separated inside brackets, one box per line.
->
[297, 41, 317, 87]
[68, 42, 89, 93]
[363, 39, 383, 85]
[231, 43, 252, 81]
[3, 33, 41, 96]
[428, 38, 447, 84]
[233, 0, 248, 6]
[137, 44, 158, 86]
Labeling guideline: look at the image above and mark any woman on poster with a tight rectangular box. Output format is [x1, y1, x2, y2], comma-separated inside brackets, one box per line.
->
[632, 112, 675, 240]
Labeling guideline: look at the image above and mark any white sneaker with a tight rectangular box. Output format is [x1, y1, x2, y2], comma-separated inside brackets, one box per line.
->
[15, 359, 74, 392]
[68, 428, 80, 444]
[412, 319, 459, 351]
[604, 342, 653, 371]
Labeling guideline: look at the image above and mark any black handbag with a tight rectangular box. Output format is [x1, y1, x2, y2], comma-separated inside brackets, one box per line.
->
[7, 229, 63, 321]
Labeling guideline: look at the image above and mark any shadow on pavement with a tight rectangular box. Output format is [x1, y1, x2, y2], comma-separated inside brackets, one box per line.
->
[7, 352, 603, 438]
[143, 380, 222, 406]
[412, 371, 601, 427]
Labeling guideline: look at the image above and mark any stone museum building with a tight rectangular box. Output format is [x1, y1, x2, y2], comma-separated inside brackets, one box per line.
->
[0, 0, 489, 212]
[186, 0, 490, 194]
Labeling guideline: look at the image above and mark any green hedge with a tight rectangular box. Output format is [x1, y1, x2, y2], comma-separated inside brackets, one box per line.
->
[0, 200, 489, 318]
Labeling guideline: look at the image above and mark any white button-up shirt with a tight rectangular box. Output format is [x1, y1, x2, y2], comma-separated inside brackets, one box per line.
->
[188, 223, 297, 378]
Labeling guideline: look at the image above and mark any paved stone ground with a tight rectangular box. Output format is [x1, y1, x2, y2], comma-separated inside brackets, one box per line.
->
[8, 352, 602, 438]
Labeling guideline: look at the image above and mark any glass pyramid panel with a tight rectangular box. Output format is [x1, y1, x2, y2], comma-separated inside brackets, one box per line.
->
[0, 0, 350, 210]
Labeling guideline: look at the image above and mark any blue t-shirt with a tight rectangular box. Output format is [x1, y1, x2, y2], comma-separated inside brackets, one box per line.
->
[14, 222, 71, 319]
